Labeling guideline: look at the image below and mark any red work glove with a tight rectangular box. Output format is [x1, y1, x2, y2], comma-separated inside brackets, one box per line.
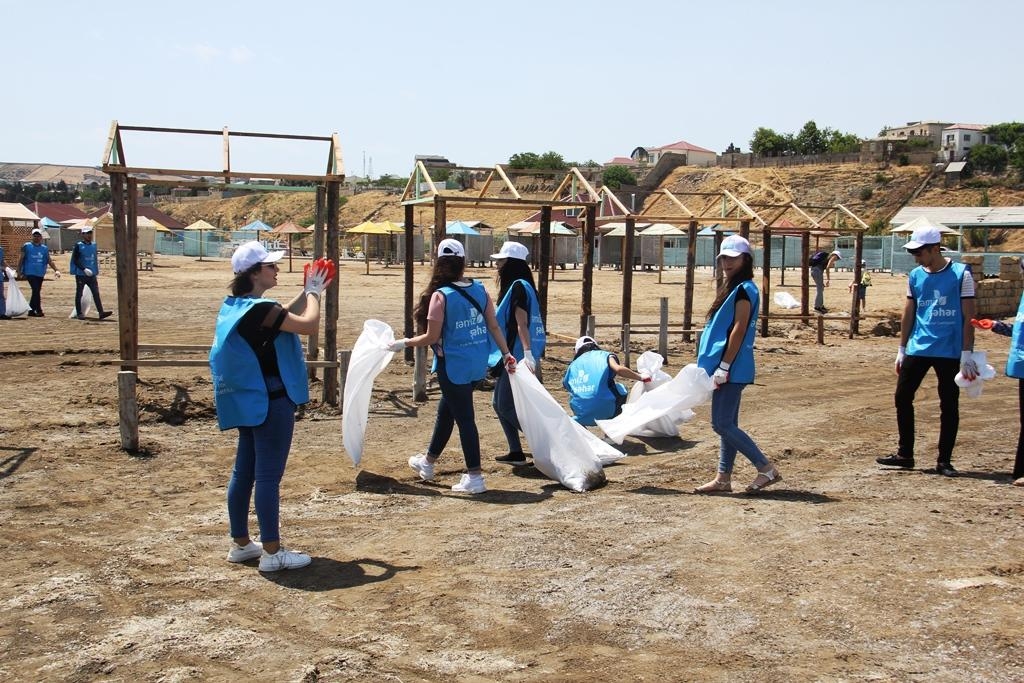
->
[503, 353, 517, 374]
[971, 318, 994, 330]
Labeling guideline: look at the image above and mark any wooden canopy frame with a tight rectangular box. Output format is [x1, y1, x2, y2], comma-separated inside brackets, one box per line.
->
[102, 121, 345, 451]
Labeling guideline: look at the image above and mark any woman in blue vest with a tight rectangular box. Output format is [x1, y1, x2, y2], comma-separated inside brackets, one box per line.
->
[387, 239, 517, 494]
[17, 228, 61, 317]
[488, 240, 545, 466]
[69, 226, 113, 320]
[563, 335, 647, 426]
[210, 241, 332, 572]
[694, 235, 782, 494]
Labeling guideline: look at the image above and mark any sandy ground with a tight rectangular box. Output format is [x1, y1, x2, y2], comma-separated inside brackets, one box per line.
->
[1, 255, 1022, 682]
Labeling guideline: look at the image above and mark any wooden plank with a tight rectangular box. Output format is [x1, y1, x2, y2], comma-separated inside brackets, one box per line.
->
[103, 121, 119, 166]
[118, 371, 139, 451]
[493, 165, 522, 200]
[683, 220, 697, 343]
[622, 218, 635, 332]
[538, 206, 551, 322]
[116, 124, 331, 141]
[97, 166, 338, 183]
[110, 359, 339, 368]
[580, 210, 595, 336]
[416, 160, 440, 196]
[330, 133, 345, 177]
[323, 180, 341, 405]
[404, 204, 415, 363]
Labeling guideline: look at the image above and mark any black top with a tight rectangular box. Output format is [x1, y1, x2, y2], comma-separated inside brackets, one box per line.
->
[237, 301, 287, 377]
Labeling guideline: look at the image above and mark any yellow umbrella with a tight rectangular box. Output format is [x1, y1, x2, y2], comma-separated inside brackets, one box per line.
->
[346, 221, 394, 274]
[270, 220, 309, 272]
[183, 219, 218, 261]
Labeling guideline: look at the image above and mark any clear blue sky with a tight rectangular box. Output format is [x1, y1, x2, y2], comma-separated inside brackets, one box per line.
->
[4, 0, 1021, 179]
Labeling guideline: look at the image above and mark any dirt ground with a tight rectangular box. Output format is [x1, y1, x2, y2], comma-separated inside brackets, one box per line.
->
[2, 254, 1022, 682]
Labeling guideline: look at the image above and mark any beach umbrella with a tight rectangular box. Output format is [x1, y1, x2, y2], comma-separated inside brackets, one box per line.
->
[240, 219, 273, 244]
[346, 221, 394, 274]
[445, 220, 481, 236]
[183, 219, 218, 261]
[270, 220, 309, 272]
[639, 223, 684, 283]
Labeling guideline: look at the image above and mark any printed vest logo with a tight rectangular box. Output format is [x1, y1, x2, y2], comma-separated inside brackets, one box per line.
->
[454, 309, 485, 336]
[921, 288, 956, 319]
[568, 369, 594, 394]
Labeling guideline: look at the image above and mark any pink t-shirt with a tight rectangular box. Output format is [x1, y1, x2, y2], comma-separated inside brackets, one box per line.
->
[427, 280, 495, 356]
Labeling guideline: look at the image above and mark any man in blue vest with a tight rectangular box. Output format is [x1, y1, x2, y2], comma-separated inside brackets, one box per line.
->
[69, 226, 113, 320]
[17, 227, 61, 317]
[877, 225, 977, 477]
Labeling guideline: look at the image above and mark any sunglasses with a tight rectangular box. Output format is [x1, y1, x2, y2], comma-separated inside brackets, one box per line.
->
[907, 245, 933, 256]
[261, 262, 279, 269]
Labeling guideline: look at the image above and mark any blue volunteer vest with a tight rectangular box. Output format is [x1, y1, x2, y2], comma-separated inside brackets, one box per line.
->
[906, 262, 968, 359]
[488, 279, 546, 366]
[21, 242, 50, 277]
[1007, 291, 1024, 379]
[70, 241, 99, 276]
[434, 281, 491, 384]
[697, 280, 759, 384]
[209, 296, 309, 430]
[562, 350, 626, 426]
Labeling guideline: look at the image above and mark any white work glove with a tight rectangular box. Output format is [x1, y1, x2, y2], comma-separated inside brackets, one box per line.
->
[83, 268, 94, 277]
[303, 264, 330, 297]
[522, 350, 536, 372]
[386, 339, 407, 353]
[895, 345, 906, 374]
[639, 370, 652, 384]
[504, 353, 517, 374]
[712, 360, 730, 387]
[960, 350, 979, 381]
[53, 270, 61, 279]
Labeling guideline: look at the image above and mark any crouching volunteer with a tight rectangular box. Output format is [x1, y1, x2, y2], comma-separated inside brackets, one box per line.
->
[210, 241, 332, 572]
[563, 336, 648, 426]
[489, 240, 545, 466]
[387, 238, 517, 495]
[694, 235, 783, 494]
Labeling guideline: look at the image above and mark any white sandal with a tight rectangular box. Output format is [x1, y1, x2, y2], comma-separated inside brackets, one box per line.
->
[746, 467, 782, 492]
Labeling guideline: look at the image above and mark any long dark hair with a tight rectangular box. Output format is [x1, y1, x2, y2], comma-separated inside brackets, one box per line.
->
[414, 255, 465, 331]
[495, 258, 536, 302]
[707, 253, 754, 319]
[229, 264, 262, 297]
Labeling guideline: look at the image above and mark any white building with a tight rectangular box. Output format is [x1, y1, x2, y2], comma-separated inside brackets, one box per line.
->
[941, 123, 992, 162]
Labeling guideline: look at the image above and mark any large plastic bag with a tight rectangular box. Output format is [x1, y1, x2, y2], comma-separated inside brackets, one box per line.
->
[69, 286, 95, 318]
[773, 291, 799, 309]
[510, 367, 622, 492]
[597, 364, 715, 445]
[954, 350, 997, 398]
[5, 268, 29, 317]
[342, 319, 396, 466]
[625, 351, 695, 438]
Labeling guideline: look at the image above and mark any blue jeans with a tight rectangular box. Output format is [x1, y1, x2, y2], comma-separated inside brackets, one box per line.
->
[711, 382, 768, 474]
[427, 356, 481, 470]
[226, 377, 295, 542]
[492, 368, 522, 453]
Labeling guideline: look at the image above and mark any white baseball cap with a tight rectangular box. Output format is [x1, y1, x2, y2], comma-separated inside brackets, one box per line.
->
[437, 238, 465, 258]
[80, 225, 94, 234]
[904, 226, 942, 251]
[490, 241, 529, 261]
[31, 227, 43, 235]
[231, 240, 284, 274]
[831, 250, 842, 259]
[718, 234, 751, 258]
[575, 335, 597, 352]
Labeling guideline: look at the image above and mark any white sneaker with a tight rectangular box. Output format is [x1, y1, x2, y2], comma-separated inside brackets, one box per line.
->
[408, 453, 435, 481]
[451, 473, 486, 494]
[258, 547, 312, 572]
[226, 540, 263, 563]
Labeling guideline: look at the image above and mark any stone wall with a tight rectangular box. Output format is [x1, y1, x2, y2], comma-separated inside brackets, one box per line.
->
[961, 255, 1023, 317]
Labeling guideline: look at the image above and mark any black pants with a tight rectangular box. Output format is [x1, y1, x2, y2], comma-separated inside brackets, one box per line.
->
[26, 275, 44, 314]
[75, 275, 104, 317]
[895, 354, 960, 463]
[1016, 379, 1024, 479]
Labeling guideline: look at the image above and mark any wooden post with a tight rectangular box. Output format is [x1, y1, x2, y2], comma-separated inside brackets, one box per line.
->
[852, 231, 865, 336]
[322, 181, 340, 405]
[780, 234, 787, 286]
[118, 371, 139, 451]
[658, 297, 669, 361]
[622, 217, 635, 334]
[413, 345, 427, 402]
[684, 220, 697, 343]
[586, 314, 595, 338]
[337, 350, 351, 410]
[433, 200, 447, 264]
[307, 186, 326, 381]
[538, 205, 552, 324]
[760, 226, 771, 338]
[739, 219, 750, 240]
[580, 207, 595, 336]
[621, 323, 631, 368]
[801, 231, 811, 323]
[714, 231, 724, 289]
[817, 314, 825, 345]
[404, 203, 415, 363]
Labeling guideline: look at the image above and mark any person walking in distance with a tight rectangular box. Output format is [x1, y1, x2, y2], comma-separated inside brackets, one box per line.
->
[877, 225, 977, 477]
[17, 227, 60, 317]
[489, 240, 545, 466]
[810, 248, 841, 313]
[848, 259, 872, 313]
[694, 235, 783, 494]
[211, 241, 333, 572]
[387, 239, 517, 494]
[69, 225, 113, 320]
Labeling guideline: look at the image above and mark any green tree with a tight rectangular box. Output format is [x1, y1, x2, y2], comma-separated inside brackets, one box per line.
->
[508, 152, 540, 169]
[795, 120, 826, 155]
[537, 151, 567, 170]
[602, 165, 637, 190]
[984, 122, 1024, 148]
[1010, 139, 1024, 180]
[967, 144, 1008, 174]
[749, 127, 786, 156]
[824, 129, 862, 153]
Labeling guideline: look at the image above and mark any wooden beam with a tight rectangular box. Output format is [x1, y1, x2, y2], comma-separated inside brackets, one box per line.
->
[222, 126, 231, 178]
[323, 180, 341, 404]
[580, 210, 595, 336]
[493, 165, 522, 200]
[404, 203, 415, 364]
[622, 218, 635, 332]
[537, 206, 551, 323]
[98, 166, 340, 183]
[116, 124, 332, 141]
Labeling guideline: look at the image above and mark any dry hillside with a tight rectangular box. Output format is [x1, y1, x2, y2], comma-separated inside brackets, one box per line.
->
[155, 164, 1024, 251]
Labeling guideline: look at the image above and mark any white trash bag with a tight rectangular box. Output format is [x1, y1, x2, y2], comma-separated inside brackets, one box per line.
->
[625, 351, 695, 438]
[510, 367, 621, 492]
[597, 363, 714, 445]
[773, 291, 800, 309]
[954, 350, 997, 398]
[69, 286, 95, 319]
[342, 319, 397, 466]
[5, 268, 29, 317]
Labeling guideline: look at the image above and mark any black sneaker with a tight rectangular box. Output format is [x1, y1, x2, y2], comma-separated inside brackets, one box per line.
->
[876, 455, 915, 469]
[99, 311, 113, 320]
[935, 462, 959, 477]
[496, 451, 528, 466]
[27, 310, 39, 317]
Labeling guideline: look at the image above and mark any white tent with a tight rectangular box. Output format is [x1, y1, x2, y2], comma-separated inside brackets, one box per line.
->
[889, 214, 963, 267]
